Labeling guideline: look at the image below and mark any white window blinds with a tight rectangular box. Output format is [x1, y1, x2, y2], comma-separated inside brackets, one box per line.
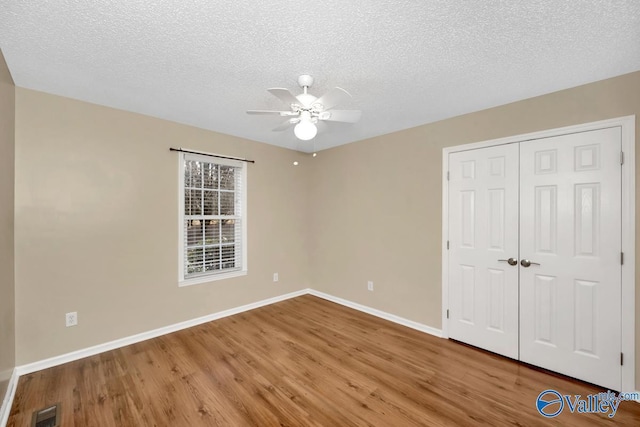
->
[180, 153, 246, 284]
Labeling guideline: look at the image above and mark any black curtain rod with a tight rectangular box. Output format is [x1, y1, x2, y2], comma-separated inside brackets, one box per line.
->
[170, 148, 255, 164]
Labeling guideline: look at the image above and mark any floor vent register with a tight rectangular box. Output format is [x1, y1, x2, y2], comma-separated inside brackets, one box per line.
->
[31, 403, 61, 427]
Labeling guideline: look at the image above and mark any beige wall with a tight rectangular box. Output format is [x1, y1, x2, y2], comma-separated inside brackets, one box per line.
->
[310, 70, 640, 389]
[0, 50, 16, 401]
[10, 70, 640, 391]
[14, 88, 311, 365]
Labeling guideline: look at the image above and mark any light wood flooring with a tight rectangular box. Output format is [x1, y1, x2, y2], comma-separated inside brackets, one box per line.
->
[8, 295, 640, 426]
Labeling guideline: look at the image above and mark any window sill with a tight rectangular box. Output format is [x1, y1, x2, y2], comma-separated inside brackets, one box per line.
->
[179, 270, 247, 287]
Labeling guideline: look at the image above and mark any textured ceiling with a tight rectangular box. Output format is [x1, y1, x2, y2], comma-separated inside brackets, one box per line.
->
[1, 1, 639, 152]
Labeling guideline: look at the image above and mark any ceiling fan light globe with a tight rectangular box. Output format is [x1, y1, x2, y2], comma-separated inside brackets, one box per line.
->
[294, 120, 318, 140]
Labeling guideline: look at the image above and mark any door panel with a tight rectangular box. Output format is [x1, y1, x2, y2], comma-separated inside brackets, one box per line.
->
[534, 274, 557, 346]
[448, 144, 519, 359]
[519, 127, 622, 390]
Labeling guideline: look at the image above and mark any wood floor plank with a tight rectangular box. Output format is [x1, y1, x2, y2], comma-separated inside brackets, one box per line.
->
[8, 295, 640, 426]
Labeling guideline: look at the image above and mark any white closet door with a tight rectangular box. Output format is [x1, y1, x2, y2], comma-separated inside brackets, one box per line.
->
[448, 144, 520, 359]
[519, 127, 622, 390]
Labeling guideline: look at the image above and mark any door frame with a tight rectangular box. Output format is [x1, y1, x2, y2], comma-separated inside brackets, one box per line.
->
[441, 115, 636, 392]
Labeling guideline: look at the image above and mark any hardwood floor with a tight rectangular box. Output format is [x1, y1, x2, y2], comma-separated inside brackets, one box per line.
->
[8, 295, 640, 426]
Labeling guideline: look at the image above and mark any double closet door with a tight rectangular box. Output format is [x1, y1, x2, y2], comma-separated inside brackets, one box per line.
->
[447, 127, 622, 390]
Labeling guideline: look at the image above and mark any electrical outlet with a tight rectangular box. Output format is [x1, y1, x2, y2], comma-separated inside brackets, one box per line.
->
[65, 312, 78, 327]
[273, 273, 279, 282]
[367, 281, 374, 291]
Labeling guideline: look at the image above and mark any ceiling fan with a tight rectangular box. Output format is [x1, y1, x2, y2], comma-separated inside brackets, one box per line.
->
[247, 75, 362, 141]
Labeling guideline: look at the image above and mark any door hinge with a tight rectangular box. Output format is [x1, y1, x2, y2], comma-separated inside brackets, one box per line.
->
[621, 151, 624, 165]
[446, 309, 449, 319]
[446, 171, 450, 181]
[621, 352, 624, 366]
[447, 240, 450, 250]
[621, 252, 624, 265]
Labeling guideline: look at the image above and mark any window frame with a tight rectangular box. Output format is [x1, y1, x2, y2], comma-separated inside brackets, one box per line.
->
[178, 152, 247, 286]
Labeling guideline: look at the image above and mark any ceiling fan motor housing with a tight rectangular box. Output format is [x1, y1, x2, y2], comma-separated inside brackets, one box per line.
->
[297, 74, 314, 88]
[296, 93, 318, 109]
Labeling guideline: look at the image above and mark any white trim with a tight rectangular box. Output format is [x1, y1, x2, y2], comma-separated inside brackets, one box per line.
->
[441, 115, 635, 153]
[177, 152, 248, 285]
[308, 289, 443, 338]
[0, 369, 18, 427]
[16, 289, 307, 376]
[178, 153, 185, 282]
[441, 115, 636, 393]
[179, 270, 247, 287]
[620, 115, 635, 393]
[240, 160, 248, 273]
[14, 288, 443, 378]
[441, 148, 450, 339]
[13, 285, 638, 419]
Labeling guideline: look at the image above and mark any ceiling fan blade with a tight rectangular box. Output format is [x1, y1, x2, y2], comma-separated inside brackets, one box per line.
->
[272, 119, 297, 131]
[267, 88, 299, 106]
[313, 87, 352, 111]
[246, 110, 292, 116]
[320, 109, 362, 123]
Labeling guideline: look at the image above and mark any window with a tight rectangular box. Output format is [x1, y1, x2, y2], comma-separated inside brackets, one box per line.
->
[179, 153, 247, 286]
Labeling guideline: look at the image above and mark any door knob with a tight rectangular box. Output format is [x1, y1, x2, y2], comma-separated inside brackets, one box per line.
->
[498, 258, 518, 266]
[520, 259, 540, 268]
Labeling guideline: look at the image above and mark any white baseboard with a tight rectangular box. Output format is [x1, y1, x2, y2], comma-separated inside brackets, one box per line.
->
[3, 286, 634, 423]
[308, 289, 443, 338]
[5, 287, 443, 424]
[0, 369, 18, 427]
[16, 289, 309, 376]
[15, 288, 444, 378]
